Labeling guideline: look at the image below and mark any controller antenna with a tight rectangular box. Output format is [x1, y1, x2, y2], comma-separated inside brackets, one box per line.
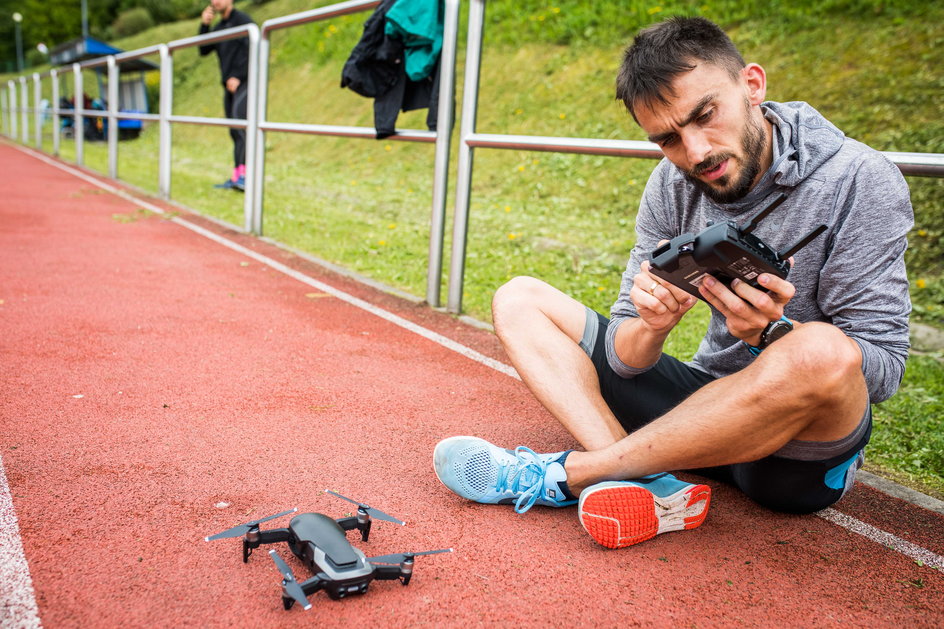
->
[740, 193, 788, 234]
[778, 224, 827, 260]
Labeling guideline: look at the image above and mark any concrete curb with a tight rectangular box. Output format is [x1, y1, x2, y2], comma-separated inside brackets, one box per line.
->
[858, 470, 944, 515]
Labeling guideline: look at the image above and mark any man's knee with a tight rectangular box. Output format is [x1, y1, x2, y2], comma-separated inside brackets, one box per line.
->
[764, 322, 863, 399]
[492, 276, 550, 328]
[492, 277, 586, 345]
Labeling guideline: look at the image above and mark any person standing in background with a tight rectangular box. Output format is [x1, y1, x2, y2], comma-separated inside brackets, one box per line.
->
[199, 0, 254, 191]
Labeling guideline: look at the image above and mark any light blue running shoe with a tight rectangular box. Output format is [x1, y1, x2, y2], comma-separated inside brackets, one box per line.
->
[433, 436, 576, 513]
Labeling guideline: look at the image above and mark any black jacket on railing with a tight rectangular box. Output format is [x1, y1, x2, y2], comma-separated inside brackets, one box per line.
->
[341, 0, 440, 139]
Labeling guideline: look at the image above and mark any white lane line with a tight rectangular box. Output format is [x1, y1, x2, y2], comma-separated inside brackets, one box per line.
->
[817, 508, 944, 570]
[0, 455, 43, 629]
[7, 141, 943, 577]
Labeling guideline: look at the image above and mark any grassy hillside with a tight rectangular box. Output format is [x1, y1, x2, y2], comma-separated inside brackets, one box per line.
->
[8, 0, 943, 495]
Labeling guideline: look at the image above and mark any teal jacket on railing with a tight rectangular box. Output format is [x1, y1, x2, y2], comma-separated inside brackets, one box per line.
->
[384, 0, 443, 81]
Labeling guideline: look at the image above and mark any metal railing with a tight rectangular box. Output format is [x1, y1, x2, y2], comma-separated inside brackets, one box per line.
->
[253, 0, 460, 307]
[0, 0, 459, 308]
[3, 0, 943, 315]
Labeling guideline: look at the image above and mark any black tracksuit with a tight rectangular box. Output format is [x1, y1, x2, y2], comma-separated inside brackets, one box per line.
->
[199, 9, 254, 168]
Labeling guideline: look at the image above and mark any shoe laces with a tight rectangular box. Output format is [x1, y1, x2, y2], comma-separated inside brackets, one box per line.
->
[494, 446, 549, 514]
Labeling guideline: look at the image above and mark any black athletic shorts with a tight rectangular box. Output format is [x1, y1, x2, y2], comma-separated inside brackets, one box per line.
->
[580, 309, 871, 514]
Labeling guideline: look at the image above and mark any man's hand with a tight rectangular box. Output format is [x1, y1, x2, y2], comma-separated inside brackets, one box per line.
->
[698, 271, 796, 345]
[202, 5, 215, 25]
[225, 77, 241, 93]
[632, 259, 698, 334]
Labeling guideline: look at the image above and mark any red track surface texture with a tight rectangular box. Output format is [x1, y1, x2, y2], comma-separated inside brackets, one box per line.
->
[1, 140, 942, 627]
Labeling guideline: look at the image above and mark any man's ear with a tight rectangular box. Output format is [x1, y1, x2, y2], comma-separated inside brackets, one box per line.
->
[742, 63, 767, 106]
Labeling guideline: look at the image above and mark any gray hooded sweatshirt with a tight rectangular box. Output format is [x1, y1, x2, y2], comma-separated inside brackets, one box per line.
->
[607, 101, 913, 404]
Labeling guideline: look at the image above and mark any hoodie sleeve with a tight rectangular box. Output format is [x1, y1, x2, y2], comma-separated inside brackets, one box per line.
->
[605, 160, 679, 377]
[815, 151, 913, 403]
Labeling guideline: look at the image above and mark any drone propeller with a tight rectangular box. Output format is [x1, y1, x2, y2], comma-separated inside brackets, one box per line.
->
[204, 508, 298, 541]
[268, 550, 312, 611]
[325, 490, 405, 526]
[367, 548, 454, 565]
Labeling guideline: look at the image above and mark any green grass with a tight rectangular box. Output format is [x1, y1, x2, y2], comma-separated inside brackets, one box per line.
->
[10, 0, 944, 496]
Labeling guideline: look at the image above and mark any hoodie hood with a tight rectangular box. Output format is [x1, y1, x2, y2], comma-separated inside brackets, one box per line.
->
[762, 101, 845, 188]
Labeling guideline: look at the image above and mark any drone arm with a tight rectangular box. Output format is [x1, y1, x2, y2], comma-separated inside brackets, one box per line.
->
[336, 514, 372, 542]
[299, 574, 326, 598]
[242, 528, 291, 563]
[371, 560, 414, 586]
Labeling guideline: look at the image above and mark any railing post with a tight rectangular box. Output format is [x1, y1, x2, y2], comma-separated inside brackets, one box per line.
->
[73, 63, 84, 166]
[158, 44, 172, 199]
[252, 27, 270, 236]
[8, 80, 17, 139]
[447, 0, 486, 314]
[19, 76, 29, 144]
[32, 73, 42, 149]
[107, 56, 119, 179]
[243, 25, 260, 234]
[425, 0, 459, 308]
[51, 69, 60, 156]
[1, 86, 7, 137]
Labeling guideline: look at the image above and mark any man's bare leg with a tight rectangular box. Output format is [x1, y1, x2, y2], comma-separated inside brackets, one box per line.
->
[563, 320, 869, 493]
[492, 277, 869, 494]
[492, 276, 628, 451]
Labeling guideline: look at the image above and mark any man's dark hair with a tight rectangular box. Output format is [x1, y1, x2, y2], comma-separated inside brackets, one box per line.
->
[616, 16, 745, 121]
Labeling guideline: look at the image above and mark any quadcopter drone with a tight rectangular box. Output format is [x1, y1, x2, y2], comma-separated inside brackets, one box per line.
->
[205, 490, 452, 611]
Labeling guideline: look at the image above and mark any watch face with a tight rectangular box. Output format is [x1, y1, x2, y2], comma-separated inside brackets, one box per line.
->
[762, 319, 794, 346]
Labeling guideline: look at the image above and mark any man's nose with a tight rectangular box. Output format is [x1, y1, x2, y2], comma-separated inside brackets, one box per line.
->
[683, 131, 712, 167]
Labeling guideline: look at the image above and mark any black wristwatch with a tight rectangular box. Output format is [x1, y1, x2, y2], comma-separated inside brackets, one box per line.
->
[747, 316, 794, 356]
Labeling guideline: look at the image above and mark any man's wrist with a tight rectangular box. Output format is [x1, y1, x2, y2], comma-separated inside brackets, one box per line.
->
[746, 316, 794, 356]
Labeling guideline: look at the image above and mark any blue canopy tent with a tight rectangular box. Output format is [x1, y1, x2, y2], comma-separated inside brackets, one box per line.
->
[50, 36, 158, 140]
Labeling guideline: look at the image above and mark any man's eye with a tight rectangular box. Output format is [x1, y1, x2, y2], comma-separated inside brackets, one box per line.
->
[697, 109, 714, 124]
[659, 136, 678, 148]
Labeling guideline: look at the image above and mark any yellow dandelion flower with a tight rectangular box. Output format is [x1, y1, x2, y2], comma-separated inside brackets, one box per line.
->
[514, 108, 524, 115]
[507, 233, 518, 240]
[517, 165, 526, 172]
[559, 113, 566, 119]
[597, 286, 606, 292]
[388, 223, 397, 230]
[350, 180, 358, 186]
[504, 205, 511, 212]
[378, 240, 387, 246]
[648, 6, 663, 15]
[385, 144, 392, 151]
[532, 159, 540, 165]
[551, 7, 561, 13]
[916, 279, 927, 289]
[917, 229, 928, 237]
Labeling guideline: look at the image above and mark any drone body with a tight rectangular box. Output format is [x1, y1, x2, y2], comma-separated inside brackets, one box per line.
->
[205, 491, 451, 610]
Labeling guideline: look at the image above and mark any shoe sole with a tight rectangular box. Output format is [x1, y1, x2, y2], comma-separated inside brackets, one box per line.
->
[578, 481, 711, 549]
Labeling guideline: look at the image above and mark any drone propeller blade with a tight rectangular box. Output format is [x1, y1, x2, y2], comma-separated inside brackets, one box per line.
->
[204, 508, 298, 541]
[269, 551, 312, 611]
[367, 548, 454, 565]
[325, 490, 406, 526]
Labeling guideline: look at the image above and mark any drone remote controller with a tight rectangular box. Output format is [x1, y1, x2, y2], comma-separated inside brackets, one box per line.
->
[648, 194, 826, 300]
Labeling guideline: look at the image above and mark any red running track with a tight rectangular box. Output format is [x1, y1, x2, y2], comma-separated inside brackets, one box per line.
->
[1, 139, 942, 627]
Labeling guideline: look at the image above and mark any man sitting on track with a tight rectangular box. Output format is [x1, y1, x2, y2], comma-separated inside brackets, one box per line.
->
[432, 16, 913, 549]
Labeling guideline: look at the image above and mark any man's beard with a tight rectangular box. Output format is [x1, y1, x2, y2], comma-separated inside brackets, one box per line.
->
[687, 102, 766, 204]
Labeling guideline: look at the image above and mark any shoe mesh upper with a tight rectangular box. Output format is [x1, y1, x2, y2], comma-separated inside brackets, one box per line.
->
[456, 445, 496, 495]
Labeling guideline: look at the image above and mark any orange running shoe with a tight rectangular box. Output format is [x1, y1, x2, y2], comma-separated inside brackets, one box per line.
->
[578, 473, 711, 549]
